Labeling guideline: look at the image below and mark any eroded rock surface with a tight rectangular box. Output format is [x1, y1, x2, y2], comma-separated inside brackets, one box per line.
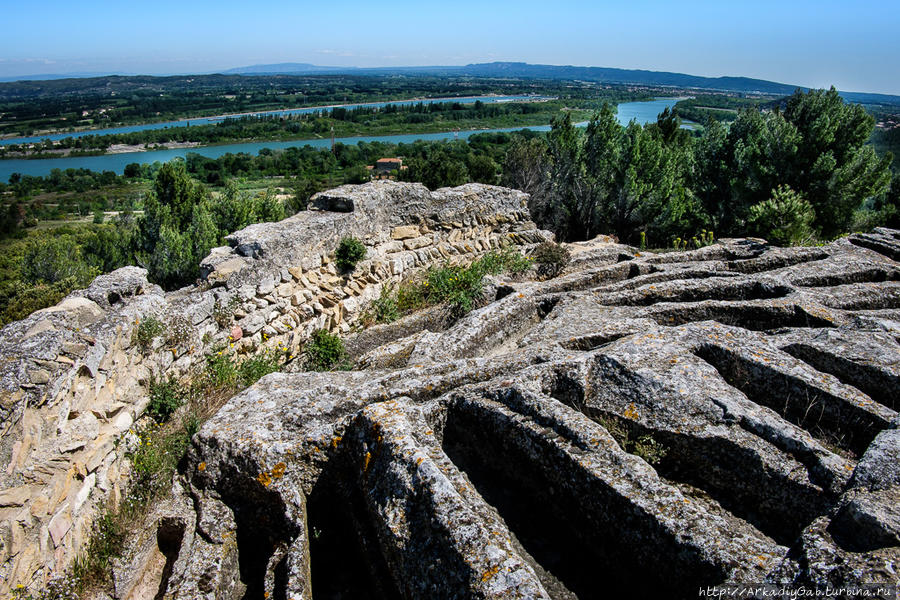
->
[0, 182, 547, 594]
[154, 228, 900, 598]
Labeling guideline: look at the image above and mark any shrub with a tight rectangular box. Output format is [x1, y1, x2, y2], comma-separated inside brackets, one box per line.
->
[71, 512, 126, 585]
[147, 375, 186, 423]
[128, 424, 191, 504]
[747, 185, 816, 246]
[334, 236, 366, 272]
[203, 350, 239, 388]
[532, 241, 571, 279]
[372, 286, 400, 323]
[166, 314, 192, 347]
[21, 235, 99, 285]
[396, 279, 426, 313]
[425, 263, 486, 315]
[478, 246, 531, 276]
[133, 316, 165, 351]
[238, 351, 281, 386]
[305, 329, 350, 371]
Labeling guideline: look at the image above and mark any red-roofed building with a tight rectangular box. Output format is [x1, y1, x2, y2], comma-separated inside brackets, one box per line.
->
[373, 157, 405, 177]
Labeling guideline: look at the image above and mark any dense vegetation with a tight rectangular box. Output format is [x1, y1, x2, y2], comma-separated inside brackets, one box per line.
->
[0, 162, 284, 325]
[0, 100, 601, 157]
[0, 74, 649, 138]
[517, 88, 895, 245]
[672, 95, 771, 124]
[1, 87, 897, 328]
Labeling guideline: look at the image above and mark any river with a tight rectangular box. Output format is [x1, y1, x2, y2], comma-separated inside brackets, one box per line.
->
[0, 97, 686, 181]
[0, 95, 554, 146]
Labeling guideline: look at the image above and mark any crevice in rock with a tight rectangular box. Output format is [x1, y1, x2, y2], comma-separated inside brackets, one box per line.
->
[441, 400, 725, 598]
[726, 250, 829, 274]
[537, 296, 560, 319]
[608, 268, 739, 292]
[555, 401, 824, 547]
[781, 344, 898, 412]
[232, 495, 291, 600]
[442, 409, 615, 598]
[604, 280, 792, 307]
[694, 344, 883, 457]
[153, 518, 185, 600]
[306, 464, 401, 600]
[650, 303, 836, 330]
[791, 267, 898, 288]
[817, 289, 900, 311]
[541, 368, 587, 406]
[849, 236, 900, 261]
[558, 332, 628, 352]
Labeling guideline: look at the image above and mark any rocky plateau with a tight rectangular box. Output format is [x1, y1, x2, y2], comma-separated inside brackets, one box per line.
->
[1, 182, 899, 599]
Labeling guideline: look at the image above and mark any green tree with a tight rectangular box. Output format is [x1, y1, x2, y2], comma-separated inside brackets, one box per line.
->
[22, 235, 99, 285]
[290, 177, 319, 213]
[136, 161, 218, 288]
[408, 145, 469, 190]
[502, 136, 548, 198]
[584, 104, 627, 239]
[722, 108, 800, 233]
[782, 87, 893, 237]
[466, 153, 500, 185]
[747, 185, 816, 246]
[542, 112, 593, 240]
[691, 118, 731, 230]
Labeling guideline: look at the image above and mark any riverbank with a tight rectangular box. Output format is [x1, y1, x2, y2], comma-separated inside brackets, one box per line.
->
[0, 94, 558, 146]
[0, 97, 685, 180]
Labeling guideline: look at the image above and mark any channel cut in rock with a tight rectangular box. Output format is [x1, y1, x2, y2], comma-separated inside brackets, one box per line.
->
[2, 183, 899, 597]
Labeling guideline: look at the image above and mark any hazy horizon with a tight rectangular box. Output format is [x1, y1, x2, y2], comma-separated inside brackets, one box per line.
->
[2, 0, 899, 95]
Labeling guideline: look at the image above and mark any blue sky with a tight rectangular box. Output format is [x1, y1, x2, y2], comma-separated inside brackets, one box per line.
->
[1, 0, 898, 94]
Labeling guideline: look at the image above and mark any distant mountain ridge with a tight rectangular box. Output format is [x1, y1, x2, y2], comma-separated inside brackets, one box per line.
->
[3, 62, 899, 105]
[220, 61, 900, 105]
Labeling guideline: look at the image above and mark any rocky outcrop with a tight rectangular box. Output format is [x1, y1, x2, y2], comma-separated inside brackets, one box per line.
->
[4, 180, 900, 596]
[0, 182, 548, 593]
[127, 227, 900, 598]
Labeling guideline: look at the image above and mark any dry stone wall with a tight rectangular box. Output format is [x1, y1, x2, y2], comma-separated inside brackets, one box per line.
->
[0, 181, 548, 593]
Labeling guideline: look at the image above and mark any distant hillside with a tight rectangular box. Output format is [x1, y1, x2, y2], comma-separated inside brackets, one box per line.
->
[220, 61, 900, 105]
[222, 63, 350, 75]
[3, 61, 899, 106]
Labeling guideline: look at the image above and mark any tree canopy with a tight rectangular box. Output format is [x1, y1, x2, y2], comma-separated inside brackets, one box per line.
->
[518, 88, 894, 246]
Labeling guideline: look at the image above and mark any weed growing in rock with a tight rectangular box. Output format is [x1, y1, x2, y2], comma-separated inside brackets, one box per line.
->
[128, 423, 192, 505]
[166, 314, 192, 347]
[425, 262, 486, 315]
[212, 297, 238, 328]
[182, 411, 202, 438]
[305, 329, 351, 371]
[133, 315, 164, 351]
[10, 577, 79, 600]
[598, 416, 668, 466]
[335, 236, 366, 272]
[478, 245, 532, 276]
[396, 279, 427, 313]
[360, 285, 401, 326]
[532, 242, 571, 279]
[147, 375, 187, 423]
[238, 350, 281, 386]
[70, 512, 127, 589]
[202, 349, 239, 388]
[371, 247, 537, 322]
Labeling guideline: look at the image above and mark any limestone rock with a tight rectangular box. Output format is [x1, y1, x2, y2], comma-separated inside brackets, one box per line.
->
[3, 184, 899, 596]
[160, 226, 900, 597]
